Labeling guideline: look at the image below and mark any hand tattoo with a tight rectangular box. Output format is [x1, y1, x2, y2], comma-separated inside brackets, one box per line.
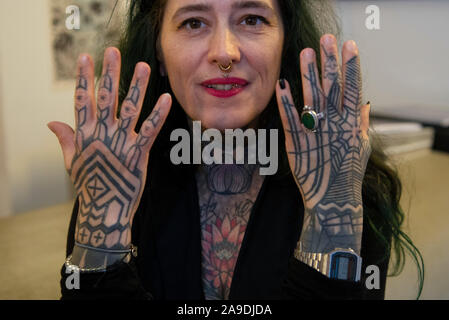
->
[70, 69, 157, 267]
[280, 42, 371, 255]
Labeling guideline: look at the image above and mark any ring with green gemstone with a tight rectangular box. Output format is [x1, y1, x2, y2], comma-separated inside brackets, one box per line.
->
[301, 106, 325, 132]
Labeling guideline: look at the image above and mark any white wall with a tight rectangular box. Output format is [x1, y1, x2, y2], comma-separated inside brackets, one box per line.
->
[0, 51, 13, 217]
[335, 0, 449, 110]
[0, 0, 75, 215]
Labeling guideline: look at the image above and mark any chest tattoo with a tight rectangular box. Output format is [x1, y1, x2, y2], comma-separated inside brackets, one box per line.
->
[196, 164, 264, 300]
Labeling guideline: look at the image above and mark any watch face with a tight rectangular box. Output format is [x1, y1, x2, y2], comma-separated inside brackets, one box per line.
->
[329, 252, 358, 281]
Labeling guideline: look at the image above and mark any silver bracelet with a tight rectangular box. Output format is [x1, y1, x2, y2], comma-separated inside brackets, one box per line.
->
[65, 254, 113, 273]
[65, 244, 138, 273]
[74, 242, 137, 255]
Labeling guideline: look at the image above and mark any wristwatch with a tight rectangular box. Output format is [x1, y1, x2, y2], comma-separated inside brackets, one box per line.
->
[294, 247, 362, 282]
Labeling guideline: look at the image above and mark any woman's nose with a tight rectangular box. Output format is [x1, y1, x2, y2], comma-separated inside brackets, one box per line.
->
[207, 27, 241, 68]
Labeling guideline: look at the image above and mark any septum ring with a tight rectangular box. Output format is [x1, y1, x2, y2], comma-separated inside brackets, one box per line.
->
[301, 105, 325, 132]
[218, 62, 232, 72]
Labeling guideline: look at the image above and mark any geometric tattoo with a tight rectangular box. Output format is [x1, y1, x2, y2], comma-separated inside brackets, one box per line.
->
[281, 47, 371, 255]
[69, 67, 158, 265]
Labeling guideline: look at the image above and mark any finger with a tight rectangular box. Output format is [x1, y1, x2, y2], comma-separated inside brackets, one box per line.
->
[320, 34, 342, 114]
[138, 93, 172, 153]
[47, 121, 76, 170]
[110, 62, 150, 157]
[276, 79, 309, 178]
[341, 40, 362, 125]
[124, 93, 172, 173]
[360, 102, 370, 139]
[74, 54, 95, 151]
[300, 48, 324, 113]
[94, 47, 121, 141]
[119, 62, 151, 133]
[276, 79, 302, 150]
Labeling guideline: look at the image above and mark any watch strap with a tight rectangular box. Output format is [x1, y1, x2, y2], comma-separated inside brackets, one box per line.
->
[294, 250, 329, 276]
[294, 247, 362, 282]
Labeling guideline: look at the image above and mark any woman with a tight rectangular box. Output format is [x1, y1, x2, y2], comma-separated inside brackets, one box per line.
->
[49, 0, 423, 300]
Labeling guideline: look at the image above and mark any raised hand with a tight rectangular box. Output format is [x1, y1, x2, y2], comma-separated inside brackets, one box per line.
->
[48, 48, 171, 266]
[276, 35, 371, 254]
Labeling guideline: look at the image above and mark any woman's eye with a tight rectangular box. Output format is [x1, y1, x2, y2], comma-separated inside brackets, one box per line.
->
[241, 15, 268, 26]
[179, 18, 205, 30]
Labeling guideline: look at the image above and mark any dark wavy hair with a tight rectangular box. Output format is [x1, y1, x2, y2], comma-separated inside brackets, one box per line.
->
[102, 0, 424, 299]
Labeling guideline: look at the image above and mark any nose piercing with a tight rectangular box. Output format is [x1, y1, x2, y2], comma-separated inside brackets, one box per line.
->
[218, 62, 232, 72]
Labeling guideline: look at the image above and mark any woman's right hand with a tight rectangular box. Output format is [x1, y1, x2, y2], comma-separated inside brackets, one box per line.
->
[48, 47, 171, 267]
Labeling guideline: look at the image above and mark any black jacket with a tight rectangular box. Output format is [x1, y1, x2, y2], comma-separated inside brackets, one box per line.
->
[60, 151, 390, 300]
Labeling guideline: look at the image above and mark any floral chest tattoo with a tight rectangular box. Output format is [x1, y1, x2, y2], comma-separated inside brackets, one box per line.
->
[196, 164, 264, 300]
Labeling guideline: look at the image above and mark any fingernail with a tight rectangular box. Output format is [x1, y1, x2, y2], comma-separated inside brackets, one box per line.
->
[47, 123, 55, 133]
[161, 93, 170, 105]
[279, 79, 286, 90]
[366, 101, 371, 115]
[78, 53, 90, 64]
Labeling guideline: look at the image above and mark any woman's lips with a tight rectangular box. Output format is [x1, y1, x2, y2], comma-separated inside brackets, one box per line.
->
[203, 85, 247, 98]
[201, 78, 249, 98]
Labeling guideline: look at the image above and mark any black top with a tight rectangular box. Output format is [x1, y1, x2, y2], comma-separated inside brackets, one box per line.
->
[60, 150, 390, 300]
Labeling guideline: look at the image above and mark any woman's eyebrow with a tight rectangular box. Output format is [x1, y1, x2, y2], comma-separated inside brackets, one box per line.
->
[171, 1, 273, 21]
[171, 4, 212, 21]
[232, 0, 273, 12]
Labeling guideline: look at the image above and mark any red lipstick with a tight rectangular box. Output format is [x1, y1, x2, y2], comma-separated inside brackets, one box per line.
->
[201, 78, 249, 98]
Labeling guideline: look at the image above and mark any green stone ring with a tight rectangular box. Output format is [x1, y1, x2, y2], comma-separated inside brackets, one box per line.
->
[301, 106, 325, 132]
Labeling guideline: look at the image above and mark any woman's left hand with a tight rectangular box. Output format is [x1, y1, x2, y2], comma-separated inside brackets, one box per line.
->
[275, 34, 371, 254]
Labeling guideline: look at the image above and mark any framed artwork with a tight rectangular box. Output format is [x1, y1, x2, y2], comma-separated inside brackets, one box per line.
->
[50, 0, 125, 81]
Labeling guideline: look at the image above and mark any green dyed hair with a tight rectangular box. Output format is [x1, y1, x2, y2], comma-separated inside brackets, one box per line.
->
[104, 0, 424, 299]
